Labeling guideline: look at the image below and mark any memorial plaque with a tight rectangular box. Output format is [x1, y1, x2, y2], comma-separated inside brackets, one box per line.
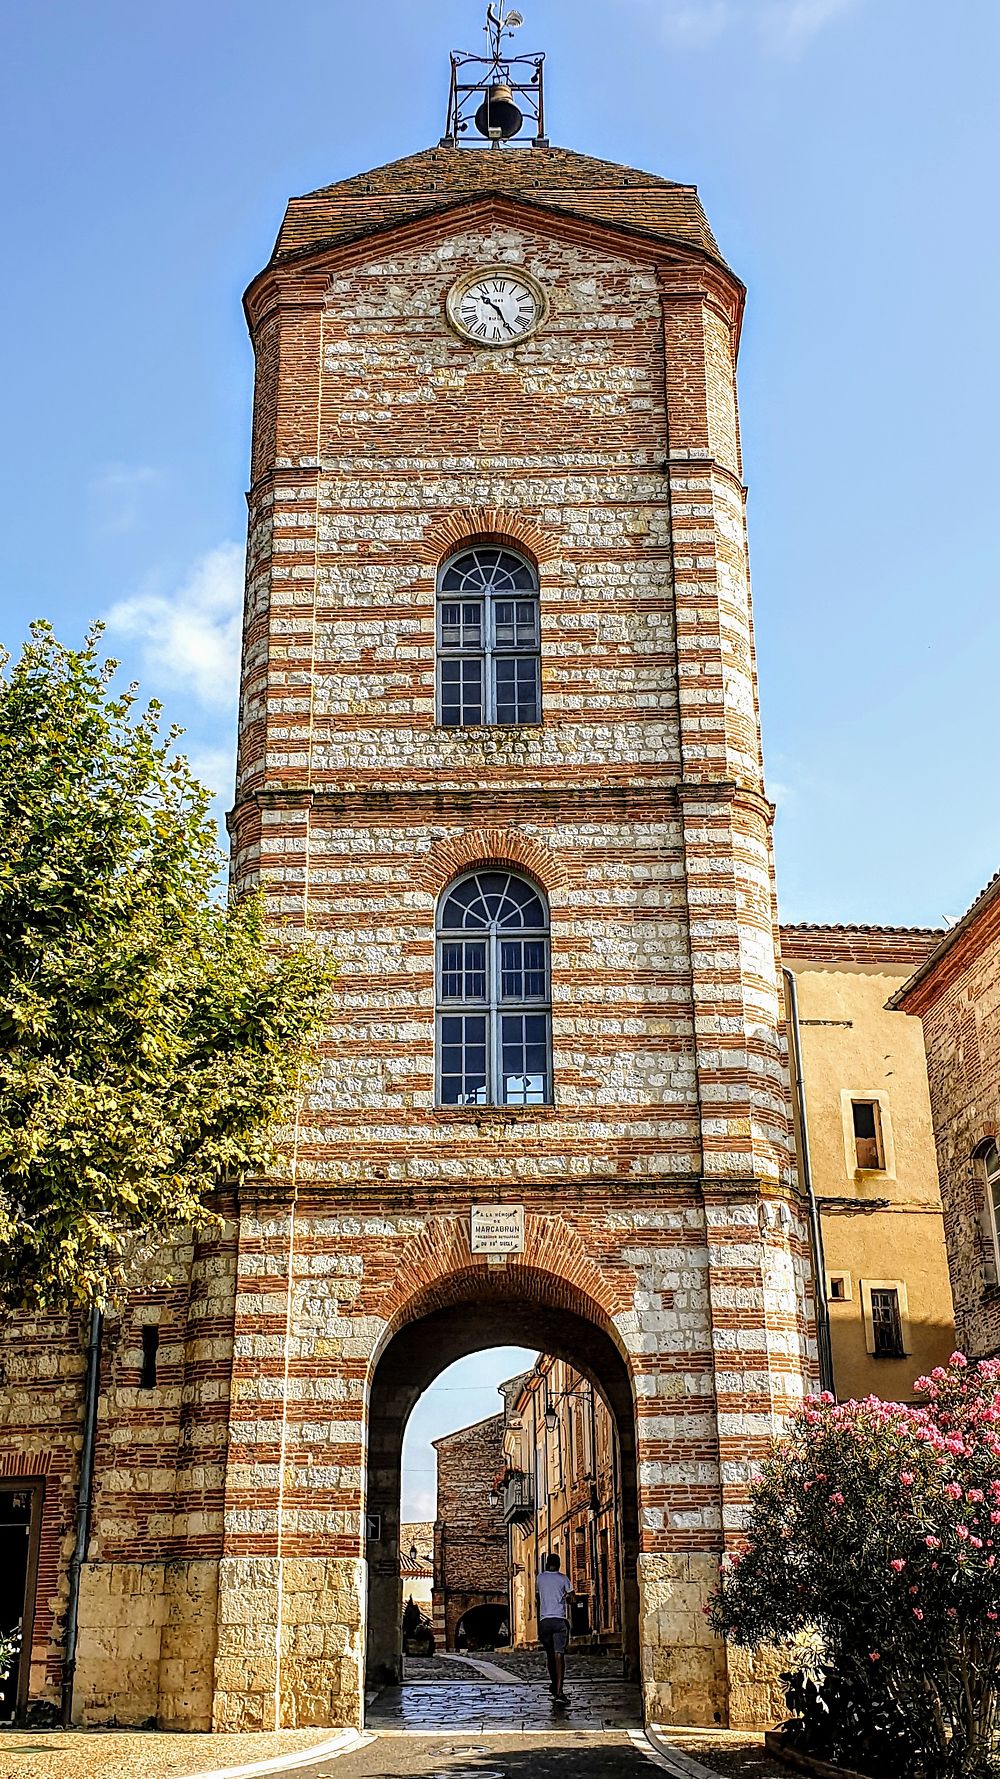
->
[470, 1205, 525, 1254]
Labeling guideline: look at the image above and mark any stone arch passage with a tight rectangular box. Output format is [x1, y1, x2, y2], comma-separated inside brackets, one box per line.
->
[364, 1270, 641, 1695]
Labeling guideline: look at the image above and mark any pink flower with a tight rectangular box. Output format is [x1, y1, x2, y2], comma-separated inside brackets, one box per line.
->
[913, 1607, 924, 1620]
[830, 1492, 845, 1507]
[925, 1536, 941, 1549]
[868, 1651, 881, 1661]
[900, 1472, 915, 1487]
[956, 1525, 969, 1540]
[967, 1490, 985, 1503]
[890, 1559, 906, 1572]
[944, 1482, 962, 1499]
[950, 1352, 969, 1368]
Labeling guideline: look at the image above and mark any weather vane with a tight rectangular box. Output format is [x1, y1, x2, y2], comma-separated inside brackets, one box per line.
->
[441, 2, 547, 148]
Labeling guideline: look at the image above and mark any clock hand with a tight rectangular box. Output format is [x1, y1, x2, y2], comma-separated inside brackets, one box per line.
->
[484, 299, 509, 325]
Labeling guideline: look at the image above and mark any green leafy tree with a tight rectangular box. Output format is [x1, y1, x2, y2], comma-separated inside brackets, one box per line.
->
[709, 1356, 1000, 1779]
[0, 623, 335, 1310]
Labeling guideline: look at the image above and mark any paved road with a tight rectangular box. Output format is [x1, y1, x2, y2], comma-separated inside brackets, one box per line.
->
[367, 1677, 643, 1732]
[272, 1728, 677, 1779]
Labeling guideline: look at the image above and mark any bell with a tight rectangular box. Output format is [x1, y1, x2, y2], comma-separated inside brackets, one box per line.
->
[474, 84, 523, 140]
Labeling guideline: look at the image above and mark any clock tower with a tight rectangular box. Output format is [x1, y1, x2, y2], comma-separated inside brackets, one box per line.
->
[219, 16, 815, 1737]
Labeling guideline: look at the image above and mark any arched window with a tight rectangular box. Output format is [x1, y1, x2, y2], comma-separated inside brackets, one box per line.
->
[437, 870, 551, 1107]
[974, 1139, 1000, 1288]
[437, 547, 541, 728]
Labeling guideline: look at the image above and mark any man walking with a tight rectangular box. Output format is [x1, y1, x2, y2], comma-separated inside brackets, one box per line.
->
[536, 1551, 573, 1705]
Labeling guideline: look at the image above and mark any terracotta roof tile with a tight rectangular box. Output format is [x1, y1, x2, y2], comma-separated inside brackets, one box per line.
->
[270, 144, 726, 269]
[780, 923, 944, 969]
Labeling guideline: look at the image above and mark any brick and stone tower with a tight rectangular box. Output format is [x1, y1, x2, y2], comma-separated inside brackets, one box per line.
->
[219, 106, 816, 1730]
[0, 36, 819, 1741]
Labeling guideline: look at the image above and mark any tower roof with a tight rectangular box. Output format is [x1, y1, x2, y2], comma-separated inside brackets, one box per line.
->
[269, 144, 727, 271]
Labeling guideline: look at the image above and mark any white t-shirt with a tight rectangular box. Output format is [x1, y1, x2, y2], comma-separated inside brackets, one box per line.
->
[536, 1568, 572, 1620]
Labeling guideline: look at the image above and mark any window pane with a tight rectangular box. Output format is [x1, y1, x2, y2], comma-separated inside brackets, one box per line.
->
[870, 1288, 903, 1357]
[495, 655, 540, 725]
[439, 1014, 488, 1105]
[852, 1100, 882, 1170]
[500, 938, 547, 1001]
[515, 600, 538, 645]
[440, 940, 487, 1001]
[494, 600, 539, 650]
[439, 601, 483, 649]
[440, 657, 484, 728]
[500, 1012, 550, 1105]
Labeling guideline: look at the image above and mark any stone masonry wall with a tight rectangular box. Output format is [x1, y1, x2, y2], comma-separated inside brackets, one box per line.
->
[222, 190, 813, 1733]
[432, 1413, 507, 1649]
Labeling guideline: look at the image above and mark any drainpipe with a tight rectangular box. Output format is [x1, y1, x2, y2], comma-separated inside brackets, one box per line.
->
[783, 966, 836, 1397]
[61, 1304, 103, 1727]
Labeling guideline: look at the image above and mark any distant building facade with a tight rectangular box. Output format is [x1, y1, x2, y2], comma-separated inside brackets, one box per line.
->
[399, 1522, 434, 1617]
[894, 878, 1000, 1358]
[782, 926, 956, 1398]
[501, 1358, 621, 1653]
[432, 1413, 508, 1651]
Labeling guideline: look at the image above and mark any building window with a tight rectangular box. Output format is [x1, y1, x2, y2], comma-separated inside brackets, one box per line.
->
[437, 548, 541, 727]
[139, 1324, 160, 1389]
[975, 1139, 1000, 1287]
[436, 869, 551, 1107]
[827, 1273, 850, 1302]
[869, 1288, 905, 1358]
[852, 1099, 884, 1170]
[860, 1278, 909, 1358]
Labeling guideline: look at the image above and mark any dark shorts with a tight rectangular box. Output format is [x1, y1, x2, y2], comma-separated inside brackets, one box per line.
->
[539, 1615, 569, 1655]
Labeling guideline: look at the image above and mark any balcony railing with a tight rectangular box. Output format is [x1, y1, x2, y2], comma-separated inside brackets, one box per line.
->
[502, 1472, 535, 1524]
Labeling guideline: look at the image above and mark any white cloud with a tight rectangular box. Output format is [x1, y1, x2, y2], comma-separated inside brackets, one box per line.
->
[104, 542, 244, 711]
[757, 0, 857, 51]
[629, 0, 858, 52]
[402, 1486, 437, 1521]
[89, 463, 162, 534]
[659, 0, 730, 46]
[184, 743, 237, 801]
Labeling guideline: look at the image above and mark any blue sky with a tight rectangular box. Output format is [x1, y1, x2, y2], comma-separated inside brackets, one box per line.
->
[3, 0, 997, 924]
[3, 1, 998, 1462]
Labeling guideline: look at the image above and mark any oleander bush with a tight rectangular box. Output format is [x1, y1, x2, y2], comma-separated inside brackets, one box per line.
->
[709, 1355, 1000, 1778]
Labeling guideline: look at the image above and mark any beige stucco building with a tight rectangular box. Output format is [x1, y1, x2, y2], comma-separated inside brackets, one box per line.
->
[781, 926, 956, 1400]
[502, 1358, 621, 1654]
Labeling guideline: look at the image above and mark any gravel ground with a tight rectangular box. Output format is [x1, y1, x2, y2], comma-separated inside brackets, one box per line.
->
[0, 1724, 343, 1779]
[659, 1729, 788, 1779]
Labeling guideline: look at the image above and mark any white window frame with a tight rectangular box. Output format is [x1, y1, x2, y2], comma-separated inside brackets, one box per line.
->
[840, 1089, 896, 1179]
[435, 869, 553, 1108]
[436, 547, 542, 729]
[859, 1278, 911, 1358]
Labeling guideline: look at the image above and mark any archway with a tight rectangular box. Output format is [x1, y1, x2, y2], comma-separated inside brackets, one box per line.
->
[364, 1266, 641, 1699]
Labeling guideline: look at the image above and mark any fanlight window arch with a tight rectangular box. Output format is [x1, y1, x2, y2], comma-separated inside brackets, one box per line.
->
[437, 547, 541, 728]
[436, 869, 551, 1107]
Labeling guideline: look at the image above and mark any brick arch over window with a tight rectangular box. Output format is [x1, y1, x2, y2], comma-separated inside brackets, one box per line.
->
[414, 829, 569, 900]
[419, 506, 559, 567]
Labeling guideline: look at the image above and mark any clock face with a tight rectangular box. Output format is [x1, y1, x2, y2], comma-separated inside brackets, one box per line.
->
[447, 267, 547, 347]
